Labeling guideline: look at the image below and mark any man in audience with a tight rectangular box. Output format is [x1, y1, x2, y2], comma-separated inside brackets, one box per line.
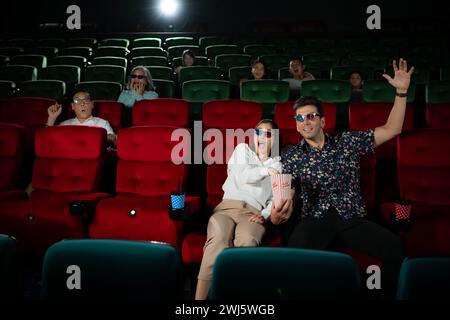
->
[46, 90, 117, 147]
[282, 57, 315, 99]
[270, 59, 414, 298]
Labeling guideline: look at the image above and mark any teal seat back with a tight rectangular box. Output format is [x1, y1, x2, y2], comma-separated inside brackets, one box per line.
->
[41, 239, 182, 300]
[210, 248, 360, 299]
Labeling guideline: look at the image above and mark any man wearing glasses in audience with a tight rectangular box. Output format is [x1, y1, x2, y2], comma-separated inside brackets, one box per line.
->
[269, 59, 414, 298]
[46, 90, 117, 148]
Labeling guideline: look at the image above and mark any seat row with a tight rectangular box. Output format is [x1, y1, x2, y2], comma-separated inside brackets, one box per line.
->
[1, 92, 449, 147]
[0, 123, 449, 264]
[1, 235, 449, 300]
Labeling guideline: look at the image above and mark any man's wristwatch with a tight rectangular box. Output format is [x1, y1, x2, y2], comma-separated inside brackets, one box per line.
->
[396, 91, 408, 98]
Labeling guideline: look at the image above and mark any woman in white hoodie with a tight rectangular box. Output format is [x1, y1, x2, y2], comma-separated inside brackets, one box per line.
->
[195, 119, 282, 300]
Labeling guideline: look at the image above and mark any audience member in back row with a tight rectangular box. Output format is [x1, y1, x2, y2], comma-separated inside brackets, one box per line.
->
[46, 90, 116, 148]
[276, 59, 414, 298]
[239, 58, 268, 86]
[282, 57, 315, 100]
[118, 66, 159, 126]
[349, 70, 364, 103]
[195, 119, 283, 300]
[175, 49, 196, 75]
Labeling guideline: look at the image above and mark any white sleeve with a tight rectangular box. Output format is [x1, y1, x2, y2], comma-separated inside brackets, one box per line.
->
[261, 200, 273, 219]
[102, 120, 115, 135]
[267, 157, 282, 173]
[58, 119, 71, 126]
[228, 144, 269, 184]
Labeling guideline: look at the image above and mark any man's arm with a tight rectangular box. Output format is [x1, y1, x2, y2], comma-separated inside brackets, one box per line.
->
[374, 59, 414, 148]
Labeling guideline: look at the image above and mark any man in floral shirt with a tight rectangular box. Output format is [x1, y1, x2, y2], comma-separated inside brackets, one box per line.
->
[268, 59, 414, 297]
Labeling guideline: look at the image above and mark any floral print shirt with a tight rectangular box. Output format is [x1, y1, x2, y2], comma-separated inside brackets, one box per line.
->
[282, 129, 375, 220]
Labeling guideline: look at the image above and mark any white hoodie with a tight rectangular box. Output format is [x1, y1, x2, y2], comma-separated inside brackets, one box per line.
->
[222, 143, 282, 219]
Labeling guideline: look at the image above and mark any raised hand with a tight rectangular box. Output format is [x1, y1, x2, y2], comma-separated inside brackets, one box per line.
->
[382, 58, 414, 93]
[47, 103, 62, 126]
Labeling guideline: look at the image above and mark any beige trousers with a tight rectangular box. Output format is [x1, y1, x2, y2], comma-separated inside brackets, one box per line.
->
[197, 199, 266, 281]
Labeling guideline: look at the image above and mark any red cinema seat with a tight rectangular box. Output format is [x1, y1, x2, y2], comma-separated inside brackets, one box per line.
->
[132, 98, 190, 127]
[0, 97, 56, 150]
[0, 126, 109, 260]
[274, 101, 337, 146]
[94, 100, 123, 132]
[90, 126, 200, 249]
[203, 99, 263, 163]
[349, 102, 414, 202]
[349, 102, 414, 159]
[0, 123, 27, 201]
[381, 129, 450, 255]
[426, 103, 450, 129]
[203, 100, 263, 131]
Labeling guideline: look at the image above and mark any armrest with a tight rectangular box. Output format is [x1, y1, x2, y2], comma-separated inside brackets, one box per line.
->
[169, 204, 190, 221]
[168, 196, 202, 221]
[185, 196, 201, 214]
[68, 193, 111, 227]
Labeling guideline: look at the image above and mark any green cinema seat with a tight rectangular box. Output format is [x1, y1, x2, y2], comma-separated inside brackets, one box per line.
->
[19, 80, 66, 102]
[0, 234, 20, 300]
[397, 257, 450, 300]
[209, 247, 361, 299]
[76, 81, 122, 100]
[182, 79, 230, 119]
[0, 65, 37, 85]
[85, 65, 126, 85]
[240, 79, 290, 117]
[41, 239, 182, 300]
[178, 66, 221, 84]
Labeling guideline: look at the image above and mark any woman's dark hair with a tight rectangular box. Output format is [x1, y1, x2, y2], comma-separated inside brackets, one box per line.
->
[349, 70, 364, 80]
[255, 118, 278, 130]
[293, 96, 324, 116]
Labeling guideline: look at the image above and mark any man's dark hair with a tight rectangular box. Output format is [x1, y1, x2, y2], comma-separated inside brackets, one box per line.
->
[293, 96, 324, 116]
[290, 56, 304, 65]
[72, 90, 91, 101]
[349, 70, 364, 80]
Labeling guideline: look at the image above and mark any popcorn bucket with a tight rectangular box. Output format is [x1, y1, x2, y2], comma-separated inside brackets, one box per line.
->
[270, 174, 292, 208]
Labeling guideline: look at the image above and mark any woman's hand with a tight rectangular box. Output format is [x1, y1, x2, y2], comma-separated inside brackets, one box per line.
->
[132, 82, 145, 96]
[268, 168, 279, 176]
[249, 213, 265, 225]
